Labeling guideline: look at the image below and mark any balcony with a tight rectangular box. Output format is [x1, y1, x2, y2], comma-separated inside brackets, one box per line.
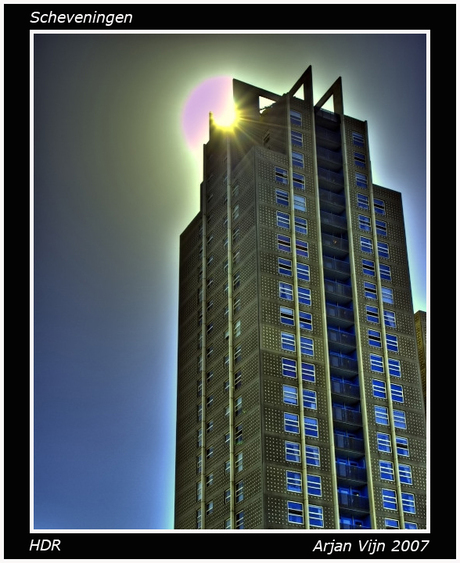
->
[324, 279, 352, 304]
[331, 379, 361, 402]
[315, 126, 341, 150]
[336, 462, 367, 484]
[321, 211, 348, 235]
[318, 167, 344, 192]
[334, 433, 365, 456]
[319, 189, 346, 213]
[338, 492, 370, 513]
[323, 256, 350, 280]
[326, 304, 354, 328]
[321, 233, 348, 258]
[316, 146, 343, 172]
[333, 406, 362, 430]
[329, 353, 358, 378]
[328, 328, 356, 354]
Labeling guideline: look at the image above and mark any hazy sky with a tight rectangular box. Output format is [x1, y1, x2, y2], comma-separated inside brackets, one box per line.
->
[33, 31, 427, 530]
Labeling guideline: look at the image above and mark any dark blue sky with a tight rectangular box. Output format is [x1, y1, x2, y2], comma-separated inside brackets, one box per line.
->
[33, 32, 427, 530]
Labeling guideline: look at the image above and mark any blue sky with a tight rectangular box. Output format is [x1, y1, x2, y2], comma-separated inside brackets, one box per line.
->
[33, 31, 427, 530]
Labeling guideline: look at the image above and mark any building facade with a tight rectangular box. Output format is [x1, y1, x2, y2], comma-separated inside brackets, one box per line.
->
[175, 67, 426, 530]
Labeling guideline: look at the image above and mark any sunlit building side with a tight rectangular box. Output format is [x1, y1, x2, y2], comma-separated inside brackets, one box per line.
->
[175, 67, 426, 530]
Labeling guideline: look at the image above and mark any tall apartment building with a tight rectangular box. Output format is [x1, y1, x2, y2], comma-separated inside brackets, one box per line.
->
[414, 311, 427, 410]
[175, 67, 426, 530]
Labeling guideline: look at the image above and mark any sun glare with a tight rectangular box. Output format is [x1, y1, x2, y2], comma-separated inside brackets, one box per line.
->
[214, 103, 239, 129]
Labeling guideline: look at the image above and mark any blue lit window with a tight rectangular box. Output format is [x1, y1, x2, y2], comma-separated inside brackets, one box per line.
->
[380, 264, 392, 281]
[292, 151, 304, 168]
[391, 383, 404, 403]
[359, 215, 371, 232]
[374, 198, 385, 215]
[295, 216, 307, 235]
[309, 505, 324, 527]
[284, 412, 300, 433]
[302, 362, 315, 382]
[382, 489, 397, 510]
[405, 522, 418, 529]
[236, 510, 244, 529]
[356, 172, 368, 188]
[278, 257, 292, 276]
[281, 332, 296, 352]
[370, 354, 384, 373]
[276, 188, 289, 206]
[280, 306, 295, 326]
[300, 336, 314, 356]
[386, 334, 399, 353]
[287, 470, 302, 493]
[299, 311, 312, 331]
[396, 436, 409, 457]
[275, 166, 288, 184]
[399, 464, 413, 485]
[357, 193, 369, 210]
[285, 440, 301, 462]
[293, 172, 305, 190]
[298, 286, 311, 306]
[360, 237, 373, 253]
[282, 357, 297, 378]
[363, 260, 375, 277]
[385, 518, 399, 529]
[368, 329, 382, 348]
[376, 220, 387, 236]
[402, 493, 416, 514]
[288, 501, 304, 524]
[303, 389, 317, 410]
[294, 194, 306, 211]
[378, 241, 389, 258]
[278, 234, 291, 252]
[290, 110, 302, 126]
[297, 263, 310, 281]
[377, 432, 391, 453]
[388, 358, 401, 378]
[283, 384, 298, 405]
[277, 211, 290, 229]
[382, 286, 394, 304]
[372, 379, 386, 399]
[393, 409, 407, 429]
[306, 445, 320, 466]
[304, 416, 318, 437]
[296, 239, 309, 258]
[291, 130, 303, 147]
[384, 310, 396, 328]
[366, 305, 379, 323]
[364, 281, 377, 299]
[354, 152, 366, 167]
[307, 475, 322, 496]
[379, 460, 394, 481]
[279, 281, 293, 301]
[375, 405, 389, 425]
[352, 131, 364, 146]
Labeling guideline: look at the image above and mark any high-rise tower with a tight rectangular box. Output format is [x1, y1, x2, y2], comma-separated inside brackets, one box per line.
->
[175, 67, 426, 530]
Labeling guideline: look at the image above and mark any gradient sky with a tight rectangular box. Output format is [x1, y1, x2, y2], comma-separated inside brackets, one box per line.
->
[33, 31, 427, 530]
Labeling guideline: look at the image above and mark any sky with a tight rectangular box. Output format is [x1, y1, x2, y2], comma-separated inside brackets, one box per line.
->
[33, 31, 427, 530]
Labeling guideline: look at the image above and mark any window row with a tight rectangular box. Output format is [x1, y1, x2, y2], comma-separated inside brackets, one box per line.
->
[368, 329, 399, 353]
[357, 194, 386, 215]
[275, 166, 305, 190]
[377, 432, 409, 457]
[362, 261, 392, 281]
[197, 509, 245, 529]
[360, 237, 389, 258]
[281, 331, 314, 356]
[365, 305, 396, 327]
[375, 406, 407, 429]
[358, 214, 388, 237]
[276, 210, 308, 235]
[382, 489, 416, 514]
[370, 354, 401, 377]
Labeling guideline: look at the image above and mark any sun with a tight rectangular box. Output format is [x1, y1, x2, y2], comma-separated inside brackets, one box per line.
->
[213, 103, 239, 129]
